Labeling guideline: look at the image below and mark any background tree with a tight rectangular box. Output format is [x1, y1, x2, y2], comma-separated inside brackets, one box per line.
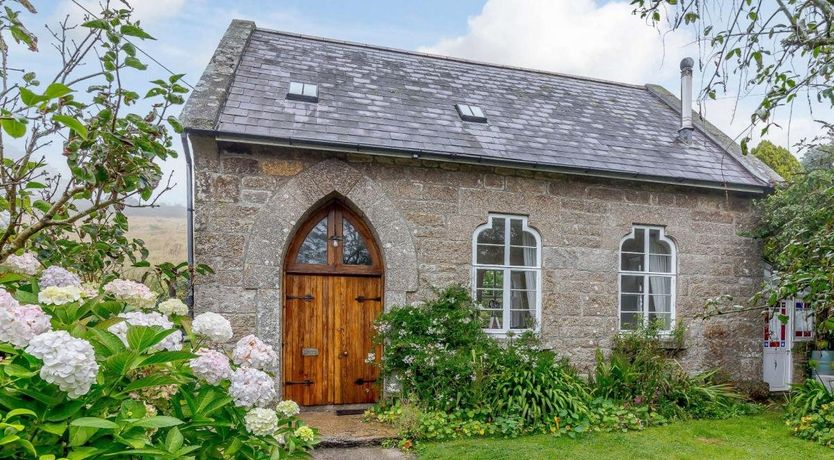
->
[750, 140, 803, 180]
[0, 0, 184, 269]
[631, 0, 834, 153]
[802, 141, 834, 171]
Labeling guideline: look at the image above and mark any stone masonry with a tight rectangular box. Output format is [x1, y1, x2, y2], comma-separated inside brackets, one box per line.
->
[191, 134, 765, 386]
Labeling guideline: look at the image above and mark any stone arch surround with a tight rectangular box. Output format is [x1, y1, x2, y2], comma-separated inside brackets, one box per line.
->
[242, 159, 419, 346]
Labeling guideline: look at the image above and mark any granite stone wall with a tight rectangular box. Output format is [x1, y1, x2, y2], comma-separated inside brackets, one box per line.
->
[191, 134, 765, 384]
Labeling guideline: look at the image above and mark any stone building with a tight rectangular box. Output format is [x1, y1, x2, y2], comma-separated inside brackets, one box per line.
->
[181, 20, 782, 405]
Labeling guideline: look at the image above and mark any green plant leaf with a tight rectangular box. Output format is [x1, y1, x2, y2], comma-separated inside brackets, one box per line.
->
[126, 325, 174, 352]
[131, 416, 183, 428]
[68, 426, 99, 447]
[43, 83, 73, 100]
[123, 56, 147, 70]
[120, 25, 154, 40]
[164, 426, 184, 452]
[70, 417, 118, 429]
[52, 114, 88, 140]
[40, 422, 67, 436]
[119, 374, 181, 394]
[4, 408, 37, 420]
[136, 351, 194, 367]
[1, 117, 27, 138]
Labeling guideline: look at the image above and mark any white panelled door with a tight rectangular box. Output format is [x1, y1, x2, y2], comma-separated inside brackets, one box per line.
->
[763, 301, 792, 391]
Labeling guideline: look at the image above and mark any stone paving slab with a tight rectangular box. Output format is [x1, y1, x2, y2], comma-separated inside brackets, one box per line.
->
[312, 447, 411, 460]
[300, 412, 399, 448]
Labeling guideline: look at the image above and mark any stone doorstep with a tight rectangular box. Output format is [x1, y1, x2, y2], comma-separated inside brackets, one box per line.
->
[300, 410, 399, 448]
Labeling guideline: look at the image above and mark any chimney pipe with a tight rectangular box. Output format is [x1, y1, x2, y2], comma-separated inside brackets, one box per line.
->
[678, 57, 694, 143]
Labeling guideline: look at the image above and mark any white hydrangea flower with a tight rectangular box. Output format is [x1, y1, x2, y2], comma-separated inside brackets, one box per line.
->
[189, 348, 232, 385]
[244, 408, 279, 436]
[275, 400, 300, 418]
[80, 282, 100, 299]
[38, 285, 82, 305]
[39, 266, 81, 288]
[294, 425, 315, 443]
[157, 298, 188, 316]
[229, 367, 276, 408]
[232, 334, 278, 371]
[0, 302, 52, 348]
[192, 312, 233, 343]
[25, 331, 98, 398]
[0, 289, 18, 309]
[2, 252, 40, 275]
[103, 279, 156, 308]
[108, 311, 183, 351]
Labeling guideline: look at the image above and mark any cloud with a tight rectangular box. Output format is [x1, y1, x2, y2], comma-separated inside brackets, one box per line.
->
[420, 0, 694, 85]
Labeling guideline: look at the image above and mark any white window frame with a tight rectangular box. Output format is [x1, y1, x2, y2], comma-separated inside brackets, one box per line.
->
[471, 214, 542, 336]
[618, 225, 677, 332]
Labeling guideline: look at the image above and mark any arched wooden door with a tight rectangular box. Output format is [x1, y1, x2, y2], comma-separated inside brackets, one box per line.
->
[283, 201, 384, 405]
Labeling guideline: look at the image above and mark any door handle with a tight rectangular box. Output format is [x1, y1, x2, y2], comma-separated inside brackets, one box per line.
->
[356, 296, 382, 302]
[287, 294, 314, 301]
[340, 351, 348, 358]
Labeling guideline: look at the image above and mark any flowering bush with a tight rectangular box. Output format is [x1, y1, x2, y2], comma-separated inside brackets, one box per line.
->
[785, 379, 834, 448]
[0, 257, 317, 459]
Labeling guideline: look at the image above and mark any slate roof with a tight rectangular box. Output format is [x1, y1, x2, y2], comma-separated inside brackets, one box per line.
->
[188, 23, 775, 192]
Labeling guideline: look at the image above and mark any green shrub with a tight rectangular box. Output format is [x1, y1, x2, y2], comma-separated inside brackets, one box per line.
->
[785, 379, 834, 448]
[592, 323, 752, 420]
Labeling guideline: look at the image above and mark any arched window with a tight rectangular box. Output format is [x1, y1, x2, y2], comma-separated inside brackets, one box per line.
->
[472, 214, 541, 334]
[286, 202, 382, 275]
[619, 226, 676, 332]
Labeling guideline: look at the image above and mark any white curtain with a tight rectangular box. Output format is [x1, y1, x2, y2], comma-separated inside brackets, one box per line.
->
[511, 245, 537, 329]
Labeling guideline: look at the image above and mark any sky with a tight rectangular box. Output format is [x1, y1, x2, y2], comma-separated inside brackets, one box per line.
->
[15, 0, 832, 205]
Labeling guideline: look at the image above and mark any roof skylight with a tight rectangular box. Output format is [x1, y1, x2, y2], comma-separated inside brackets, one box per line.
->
[455, 103, 487, 123]
[287, 82, 319, 102]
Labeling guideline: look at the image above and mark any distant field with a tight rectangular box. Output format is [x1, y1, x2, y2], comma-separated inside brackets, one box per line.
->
[125, 215, 187, 265]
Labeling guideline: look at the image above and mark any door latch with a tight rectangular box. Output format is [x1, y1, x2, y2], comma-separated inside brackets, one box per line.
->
[355, 296, 382, 302]
[354, 378, 378, 385]
[287, 294, 314, 301]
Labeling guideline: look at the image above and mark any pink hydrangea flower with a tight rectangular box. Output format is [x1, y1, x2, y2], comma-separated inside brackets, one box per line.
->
[189, 348, 232, 384]
[232, 334, 278, 371]
[2, 252, 40, 275]
[0, 289, 51, 348]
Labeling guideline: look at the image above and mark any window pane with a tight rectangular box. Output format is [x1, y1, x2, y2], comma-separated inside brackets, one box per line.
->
[470, 106, 485, 118]
[477, 245, 504, 265]
[476, 269, 504, 289]
[509, 246, 537, 266]
[509, 219, 536, 246]
[621, 228, 645, 253]
[296, 217, 328, 264]
[302, 83, 317, 97]
[620, 275, 644, 293]
[510, 270, 536, 290]
[649, 255, 672, 273]
[289, 82, 303, 94]
[477, 218, 505, 245]
[478, 309, 503, 329]
[620, 294, 643, 312]
[648, 295, 672, 314]
[648, 312, 672, 330]
[648, 276, 671, 295]
[621, 252, 644, 271]
[621, 312, 642, 330]
[649, 229, 671, 255]
[476, 289, 503, 310]
[511, 290, 536, 310]
[510, 310, 534, 329]
[342, 219, 372, 265]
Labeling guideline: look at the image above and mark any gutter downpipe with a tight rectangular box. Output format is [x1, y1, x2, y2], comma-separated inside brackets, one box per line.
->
[181, 131, 195, 317]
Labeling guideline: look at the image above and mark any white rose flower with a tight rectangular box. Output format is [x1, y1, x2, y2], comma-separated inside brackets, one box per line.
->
[25, 331, 98, 398]
[232, 334, 278, 371]
[275, 400, 300, 418]
[2, 252, 40, 275]
[108, 311, 183, 352]
[157, 298, 188, 316]
[38, 285, 82, 305]
[192, 312, 233, 343]
[229, 367, 276, 408]
[244, 408, 279, 436]
[189, 348, 232, 385]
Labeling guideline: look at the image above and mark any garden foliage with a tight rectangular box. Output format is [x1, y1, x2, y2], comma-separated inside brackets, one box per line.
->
[0, 256, 316, 459]
[785, 379, 834, 448]
[368, 286, 752, 444]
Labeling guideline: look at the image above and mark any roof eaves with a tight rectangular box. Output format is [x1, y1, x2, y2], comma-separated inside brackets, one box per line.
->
[195, 128, 772, 194]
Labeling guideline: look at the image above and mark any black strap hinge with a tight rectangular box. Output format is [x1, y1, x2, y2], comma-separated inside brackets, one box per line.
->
[355, 296, 382, 302]
[287, 294, 314, 301]
[285, 379, 314, 386]
[354, 378, 378, 385]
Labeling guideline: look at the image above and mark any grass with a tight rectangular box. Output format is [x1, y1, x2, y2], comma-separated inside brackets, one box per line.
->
[416, 411, 832, 460]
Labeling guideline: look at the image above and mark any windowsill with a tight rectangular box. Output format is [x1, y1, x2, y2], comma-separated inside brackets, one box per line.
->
[484, 329, 538, 339]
